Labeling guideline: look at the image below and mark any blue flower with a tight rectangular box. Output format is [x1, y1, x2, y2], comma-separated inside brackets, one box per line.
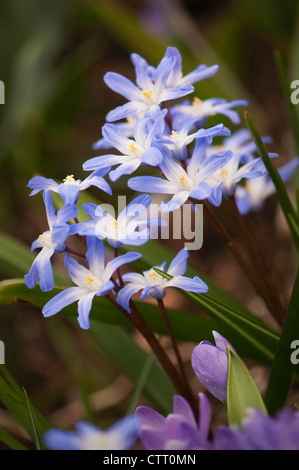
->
[157, 122, 230, 161]
[171, 97, 248, 130]
[28, 169, 112, 205]
[104, 51, 194, 122]
[70, 194, 164, 249]
[83, 109, 167, 181]
[206, 128, 273, 164]
[92, 119, 136, 150]
[42, 236, 141, 329]
[235, 157, 299, 214]
[44, 416, 138, 450]
[128, 138, 233, 211]
[162, 46, 219, 88]
[117, 247, 208, 311]
[24, 190, 77, 292]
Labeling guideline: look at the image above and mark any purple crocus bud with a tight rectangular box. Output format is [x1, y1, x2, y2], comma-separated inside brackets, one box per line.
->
[191, 331, 237, 401]
[134, 393, 212, 450]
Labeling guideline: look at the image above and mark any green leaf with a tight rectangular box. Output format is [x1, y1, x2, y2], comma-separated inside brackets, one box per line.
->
[245, 112, 299, 250]
[0, 278, 278, 364]
[227, 347, 267, 427]
[22, 388, 44, 450]
[265, 267, 299, 415]
[0, 427, 27, 450]
[0, 365, 51, 443]
[126, 345, 156, 415]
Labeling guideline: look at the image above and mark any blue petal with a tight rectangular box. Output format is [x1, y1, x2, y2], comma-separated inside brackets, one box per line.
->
[106, 101, 147, 123]
[77, 292, 96, 329]
[108, 415, 138, 450]
[166, 275, 209, 294]
[141, 146, 164, 166]
[42, 286, 86, 317]
[58, 184, 80, 205]
[167, 248, 189, 277]
[43, 190, 56, 229]
[117, 283, 142, 312]
[28, 176, 58, 195]
[103, 251, 142, 282]
[85, 236, 105, 277]
[109, 159, 140, 182]
[104, 72, 140, 101]
[128, 176, 177, 194]
[118, 194, 152, 224]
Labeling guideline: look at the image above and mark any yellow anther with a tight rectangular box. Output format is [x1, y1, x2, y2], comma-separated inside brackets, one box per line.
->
[216, 145, 225, 152]
[142, 89, 152, 100]
[84, 274, 95, 284]
[129, 142, 138, 152]
[149, 271, 158, 280]
[220, 168, 228, 177]
[179, 174, 187, 184]
[113, 219, 119, 228]
[170, 130, 180, 141]
[38, 234, 45, 244]
[63, 174, 75, 183]
[192, 97, 202, 106]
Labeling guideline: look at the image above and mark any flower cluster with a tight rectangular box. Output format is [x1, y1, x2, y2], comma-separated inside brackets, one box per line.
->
[24, 46, 299, 451]
[25, 45, 290, 326]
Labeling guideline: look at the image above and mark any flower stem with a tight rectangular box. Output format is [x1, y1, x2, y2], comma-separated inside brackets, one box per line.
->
[114, 248, 124, 287]
[200, 200, 281, 317]
[106, 294, 197, 414]
[157, 298, 192, 397]
[229, 196, 286, 324]
[66, 247, 86, 259]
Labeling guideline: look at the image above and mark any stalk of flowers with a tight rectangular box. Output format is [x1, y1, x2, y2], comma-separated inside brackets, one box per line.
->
[25, 180, 202, 405]
[23, 45, 299, 451]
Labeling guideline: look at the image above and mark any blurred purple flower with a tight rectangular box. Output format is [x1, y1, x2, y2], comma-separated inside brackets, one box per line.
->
[213, 407, 299, 450]
[191, 331, 237, 401]
[135, 393, 212, 450]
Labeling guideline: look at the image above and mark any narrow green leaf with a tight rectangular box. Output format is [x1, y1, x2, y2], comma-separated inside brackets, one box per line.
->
[245, 112, 299, 250]
[22, 388, 44, 450]
[0, 427, 27, 450]
[227, 347, 267, 427]
[0, 366, 51, 443]
[0, 278, 278, 364]
[265, 267, 299, 415]
[126, 344, 157, 415]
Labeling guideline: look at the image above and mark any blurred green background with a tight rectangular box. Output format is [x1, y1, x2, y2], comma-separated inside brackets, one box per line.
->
[1, 0, 299, 447]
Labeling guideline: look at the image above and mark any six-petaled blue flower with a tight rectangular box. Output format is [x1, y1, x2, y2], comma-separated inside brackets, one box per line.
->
[44, 416, 138, 450]
[42, 236, 141, 329]
[117, 247, 208, 311]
